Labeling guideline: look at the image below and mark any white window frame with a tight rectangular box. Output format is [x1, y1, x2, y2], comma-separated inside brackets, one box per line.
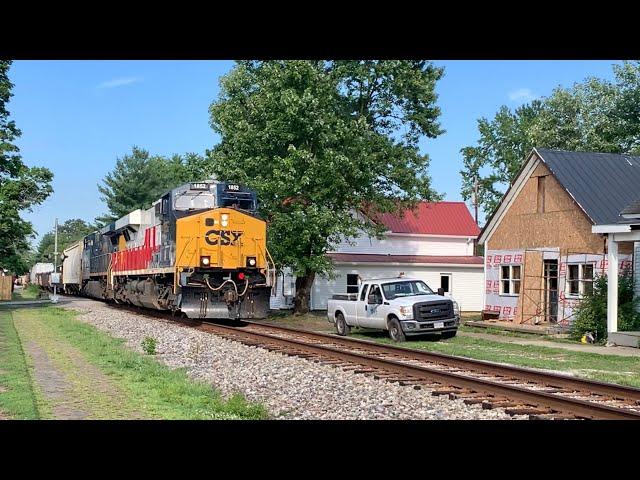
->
[500, 264, 521, 297]
[565, 263, 595, 298]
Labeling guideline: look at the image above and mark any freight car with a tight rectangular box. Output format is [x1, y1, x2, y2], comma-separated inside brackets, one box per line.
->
[60, 179, 274, 319]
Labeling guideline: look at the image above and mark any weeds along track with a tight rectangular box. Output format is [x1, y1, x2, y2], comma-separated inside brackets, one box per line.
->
[101, 302, 640, 420]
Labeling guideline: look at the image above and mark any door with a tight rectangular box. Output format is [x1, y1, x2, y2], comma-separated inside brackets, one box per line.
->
[544, 260, 558, 323]
[361, 284, 385, 329]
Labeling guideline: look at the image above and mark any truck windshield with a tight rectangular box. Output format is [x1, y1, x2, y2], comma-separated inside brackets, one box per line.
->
[382, 281, 433, 300]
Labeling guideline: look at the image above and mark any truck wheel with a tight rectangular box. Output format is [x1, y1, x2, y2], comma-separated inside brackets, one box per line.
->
[335, 312, 350, 336]
[441, 330, 457, 339]
[388, 317, 406, 342]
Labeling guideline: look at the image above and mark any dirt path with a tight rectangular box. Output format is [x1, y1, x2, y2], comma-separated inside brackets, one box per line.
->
[13, 313, 146, 420]
[458, 330, 640, 357]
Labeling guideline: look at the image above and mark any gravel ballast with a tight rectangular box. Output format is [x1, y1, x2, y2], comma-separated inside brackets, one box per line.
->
[63, 298, 524, 420]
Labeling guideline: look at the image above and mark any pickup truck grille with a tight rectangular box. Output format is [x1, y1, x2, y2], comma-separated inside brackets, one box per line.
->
[413, 300, 454, 322]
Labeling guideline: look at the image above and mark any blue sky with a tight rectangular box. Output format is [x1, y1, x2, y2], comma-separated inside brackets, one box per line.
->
[8, 60, 620, 245]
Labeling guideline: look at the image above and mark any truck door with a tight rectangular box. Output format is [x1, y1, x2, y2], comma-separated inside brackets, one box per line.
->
[354, 283, 369, 327]
[361, 283, 385, 329]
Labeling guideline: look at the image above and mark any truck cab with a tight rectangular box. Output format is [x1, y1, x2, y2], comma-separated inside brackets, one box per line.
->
[326, 277, 460, 342]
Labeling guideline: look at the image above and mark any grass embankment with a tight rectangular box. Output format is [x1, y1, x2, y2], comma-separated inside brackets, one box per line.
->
[352, 330, 640, 388]
[4, 307, 267, 420]
[0, 311, 39, 419]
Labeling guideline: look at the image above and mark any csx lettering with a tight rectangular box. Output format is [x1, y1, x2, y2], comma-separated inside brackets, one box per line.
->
[205, 230, 243, 246]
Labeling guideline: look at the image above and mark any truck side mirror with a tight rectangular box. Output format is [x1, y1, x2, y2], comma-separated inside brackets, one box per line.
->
[437, 287, 445, 296]
[368, 294, 381, 304]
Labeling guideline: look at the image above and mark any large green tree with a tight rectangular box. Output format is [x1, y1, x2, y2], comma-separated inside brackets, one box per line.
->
[35, 218, 96, 263]
[461, 61, 640, 218]
[97, 147, 208, 224]
[208, 60, 444, 313]
[0, 61, 53, 275]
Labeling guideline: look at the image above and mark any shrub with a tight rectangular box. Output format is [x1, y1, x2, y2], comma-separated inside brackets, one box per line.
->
[571, 269, 640, 342]
[141, 336, 157, 355]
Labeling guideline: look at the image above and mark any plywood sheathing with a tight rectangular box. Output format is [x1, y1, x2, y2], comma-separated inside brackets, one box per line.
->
[489, 162, 605, 255]
[516, 250, 544, 324]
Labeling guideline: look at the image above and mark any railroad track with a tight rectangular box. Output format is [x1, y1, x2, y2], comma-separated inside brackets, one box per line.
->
[102, 302, 640, 420]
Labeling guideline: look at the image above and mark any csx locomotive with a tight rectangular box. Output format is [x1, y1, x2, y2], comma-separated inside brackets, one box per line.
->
[59, 180, 274, 319]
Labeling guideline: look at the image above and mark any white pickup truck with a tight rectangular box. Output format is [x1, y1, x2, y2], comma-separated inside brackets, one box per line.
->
[327, 277, 460, 342]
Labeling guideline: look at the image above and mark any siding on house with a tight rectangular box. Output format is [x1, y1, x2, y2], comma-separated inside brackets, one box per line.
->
[310, 264, 483, 311]
[331, 232, 474, 256]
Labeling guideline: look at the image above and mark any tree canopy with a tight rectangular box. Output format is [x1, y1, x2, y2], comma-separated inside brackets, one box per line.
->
[208, 60, 444, 313]
[34, 218, 96, 263]
[0, 61, 53, 275]
[461, 61, 640, 218]
[97, 147, 209, 224]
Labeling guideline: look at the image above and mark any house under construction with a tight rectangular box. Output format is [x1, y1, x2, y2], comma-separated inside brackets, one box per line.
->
[478, 148, 640, 330]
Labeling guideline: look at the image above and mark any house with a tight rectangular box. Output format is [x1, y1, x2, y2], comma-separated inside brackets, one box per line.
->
[271, 201, 484, 311]
[478, 148, 640, 330]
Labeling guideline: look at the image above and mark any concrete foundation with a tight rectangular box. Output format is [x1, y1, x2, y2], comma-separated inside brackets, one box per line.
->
[608, 331, 640, 348]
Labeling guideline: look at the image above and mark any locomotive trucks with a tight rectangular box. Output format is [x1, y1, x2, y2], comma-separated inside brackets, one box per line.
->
[327, 277, 460, 342]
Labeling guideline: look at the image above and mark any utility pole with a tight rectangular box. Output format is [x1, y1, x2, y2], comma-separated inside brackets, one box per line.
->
[472, 176, 479, 225]
[52, 218, 59, 302]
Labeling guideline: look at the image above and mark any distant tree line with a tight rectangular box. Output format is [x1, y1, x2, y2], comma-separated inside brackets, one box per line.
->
[461, 61, 640, 218]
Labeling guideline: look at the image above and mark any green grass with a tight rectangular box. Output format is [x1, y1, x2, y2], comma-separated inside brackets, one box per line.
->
[352, 330, 640, 388]
[0, 311, 40, 419]
[11, 284, 41, 301]
[12, 307, 268, 420]
[459, 324, 577, 344]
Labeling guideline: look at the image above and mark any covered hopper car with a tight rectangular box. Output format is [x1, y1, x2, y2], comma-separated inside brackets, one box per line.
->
[60, 179, 274, 319]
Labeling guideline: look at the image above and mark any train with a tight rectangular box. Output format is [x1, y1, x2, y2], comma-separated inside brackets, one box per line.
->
[34, 179, 274, 319]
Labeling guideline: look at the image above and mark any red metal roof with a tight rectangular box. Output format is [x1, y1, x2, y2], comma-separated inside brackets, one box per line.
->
[373, 201, 479, 236]
[329, 253, 484, 265]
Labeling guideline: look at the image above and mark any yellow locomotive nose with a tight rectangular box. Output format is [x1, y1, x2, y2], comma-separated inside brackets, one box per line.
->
[175, 207, 267, 271]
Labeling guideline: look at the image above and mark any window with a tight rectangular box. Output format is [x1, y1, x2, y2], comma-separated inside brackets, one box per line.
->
[347, 274, 359, 294]
[566, 263, 594, 297]
[382, 280, 434, 300]
[500, 265, 521, 296]
[440, 274, 451, 293]
[360, 284, 369, 301]
[368, 284, 382, 303]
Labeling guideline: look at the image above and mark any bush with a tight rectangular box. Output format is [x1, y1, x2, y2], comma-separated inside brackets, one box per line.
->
[571, 269, 640, 342]
[141, 336, 157, 355]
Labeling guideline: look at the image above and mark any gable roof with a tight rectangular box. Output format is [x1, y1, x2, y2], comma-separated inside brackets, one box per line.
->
[375, 201, 480, 237]
[536, 148, 640, 225]
[479, 148, 640, 244]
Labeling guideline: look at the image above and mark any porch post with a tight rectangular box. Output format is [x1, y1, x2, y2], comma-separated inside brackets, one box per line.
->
[607, 235, 618, 334]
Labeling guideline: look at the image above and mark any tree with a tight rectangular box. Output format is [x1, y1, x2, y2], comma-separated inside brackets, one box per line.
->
[35, 218, 96, 263]
[0, 61, 53, 275]
[208, 60, 444, 314]
[461, 61, 640, 218]
[97, 147, 208, 224]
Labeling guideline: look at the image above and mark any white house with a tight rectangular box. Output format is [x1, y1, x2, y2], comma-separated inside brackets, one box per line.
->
[271, 201, 484, 312]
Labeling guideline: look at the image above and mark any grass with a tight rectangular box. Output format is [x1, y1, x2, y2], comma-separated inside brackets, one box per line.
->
[459, 324, 577, 344]
[9, 307, 268, 420]
[11, 284, 41, 301]
[351, 330, 640, 388]
[0, 311, 40, 419]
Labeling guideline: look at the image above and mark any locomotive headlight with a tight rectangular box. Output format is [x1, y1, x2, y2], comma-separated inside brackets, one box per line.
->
[201, 256, 211, 266]
[221, 213, 229, 227]
[246, 257, 257, 267]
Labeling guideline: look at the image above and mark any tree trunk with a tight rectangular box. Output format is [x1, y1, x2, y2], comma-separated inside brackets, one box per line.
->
[294, 271, 316, 315]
